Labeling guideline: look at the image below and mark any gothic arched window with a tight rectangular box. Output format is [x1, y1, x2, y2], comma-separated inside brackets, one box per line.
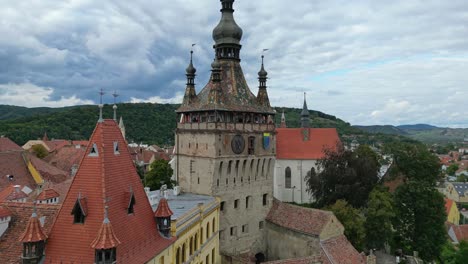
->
[285, 167, 292, 189]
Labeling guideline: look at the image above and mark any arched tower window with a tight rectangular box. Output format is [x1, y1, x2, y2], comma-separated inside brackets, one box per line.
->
[285, 167, 292, 189]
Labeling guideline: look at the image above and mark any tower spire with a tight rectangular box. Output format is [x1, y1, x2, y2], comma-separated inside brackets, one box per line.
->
[112, 91, 119, 121]
[301, 92, 310, 128]
[257, 53, 271, 107]
[280, 111, 287, 128]
[181, 46, 198, 106]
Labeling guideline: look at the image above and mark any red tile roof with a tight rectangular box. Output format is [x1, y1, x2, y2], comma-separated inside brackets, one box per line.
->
[36, 188, 60, 201]
[18, 209, 48, 242]
[451, 224, 468, 242]
[320, 235, 365, 264]
[0, 152, 36, 192]
[44, 140, 68, 153]
[0, 202, 60, 263]
[0, 185, 28, 202]
[91, 216, 121, 250]
[265, 256, 323, 264]
[276, 128, 341, 160]
[266, 199, 340, 236]
[154, 198, 174, 218]
[27, 153, 68, 183]
[45, 119, 174, 263]
[0, 137, 22, 152]
[445, 198, 454, 216]
[43, 145, 86, 175]
[0, 205, 11, 218]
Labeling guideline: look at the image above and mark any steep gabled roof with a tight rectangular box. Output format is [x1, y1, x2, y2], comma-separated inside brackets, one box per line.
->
[0, 137, 22, 152]
[36, 188, 60, 201]
[0, 185, 29, 202]
[45, 119, 174, 263]
[276, 128, 340, 160]
[0, 151, 36, 192]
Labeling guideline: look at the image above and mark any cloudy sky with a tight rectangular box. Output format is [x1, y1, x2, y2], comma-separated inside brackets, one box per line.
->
[1, 0, 468, 127]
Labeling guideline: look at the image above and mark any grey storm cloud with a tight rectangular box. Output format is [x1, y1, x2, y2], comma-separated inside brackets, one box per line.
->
[1, 0, 468, 127]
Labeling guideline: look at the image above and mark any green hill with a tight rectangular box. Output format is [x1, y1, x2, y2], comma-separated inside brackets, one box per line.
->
[0, 103, 416, 146]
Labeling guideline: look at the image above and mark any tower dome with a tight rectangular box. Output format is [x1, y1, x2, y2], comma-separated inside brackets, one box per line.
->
[212, 0, 243, 46]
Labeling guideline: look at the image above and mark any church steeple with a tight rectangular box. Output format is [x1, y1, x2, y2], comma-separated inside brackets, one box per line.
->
[213, 0, 243, 60]
[301, 93, 310, 128]
[257, 55, 271, 107]
[181, 49, 198, 106]
[280, 111, 287, 128]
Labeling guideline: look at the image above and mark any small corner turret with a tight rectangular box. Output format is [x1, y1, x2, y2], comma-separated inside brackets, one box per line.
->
[257, 54, 271, 107]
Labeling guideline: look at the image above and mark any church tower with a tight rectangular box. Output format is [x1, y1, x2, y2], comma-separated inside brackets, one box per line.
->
[175, 0, 275, 257]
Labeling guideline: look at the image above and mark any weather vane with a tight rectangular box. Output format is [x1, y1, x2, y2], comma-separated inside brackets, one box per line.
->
[99, 89, 105, 104]
[112, 91, 119, 104]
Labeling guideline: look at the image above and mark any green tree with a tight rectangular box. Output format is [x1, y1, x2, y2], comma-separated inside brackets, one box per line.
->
[144, 159, 175, 191]
[440, 241, 468, 264]
[385, 142, 441, 185]
[326, 200, 366, 251]
[457, 174, 468, 182]
[447, 164, 459, 176]
[365, 186, 395, 250]
[306, 144, 380, 208]
[31, 144, 48, 159]
[393, 181, 446, 262]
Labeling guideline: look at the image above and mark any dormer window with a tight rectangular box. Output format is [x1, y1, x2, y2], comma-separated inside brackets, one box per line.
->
[113, 141, 120, 154]
[71, 197, 87, 224]
[89, 143, 99, 157]
[95, 248, 116, 264]
[127, 192, 135, 215]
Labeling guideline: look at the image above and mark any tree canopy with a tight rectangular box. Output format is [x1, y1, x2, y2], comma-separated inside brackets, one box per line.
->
[144, 159, 176, 191]
[31, 144, 48, 159]
[306, 144, 380, 208]
[365, 186, 394, 250]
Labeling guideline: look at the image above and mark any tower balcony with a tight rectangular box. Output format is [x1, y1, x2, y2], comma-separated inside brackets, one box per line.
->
[177, 121, 275, 133]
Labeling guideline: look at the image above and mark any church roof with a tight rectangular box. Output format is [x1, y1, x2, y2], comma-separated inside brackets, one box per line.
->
[45, 119, 174, 263]
[276, 128, 341, 160]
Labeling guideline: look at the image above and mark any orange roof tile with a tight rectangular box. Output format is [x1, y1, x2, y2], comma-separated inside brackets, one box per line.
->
[37, 188, 60, 201]
[320, 235, 365, 264]
[45, 119, 174, 263]
[27, 153, 68, 183]
[0, 137, 22, 152]
[43, 144, 85, 174]
[91, 215, 121, 250]
[154, 198, 174, 218]
[451, 224, 468, 242]
[0, 202, 59, 263]
[0, 151, 36, 192]
[18, 208, 48, 243]
[0, 185, 28, 202]
[445, 198, 454, 216]
[266, 199, 338, 236]
[0, 205, 11, 218]
[276, 128, 341, 160]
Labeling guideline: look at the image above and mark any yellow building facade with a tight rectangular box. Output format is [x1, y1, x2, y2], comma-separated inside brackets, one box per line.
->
[445, 198, 460, 225]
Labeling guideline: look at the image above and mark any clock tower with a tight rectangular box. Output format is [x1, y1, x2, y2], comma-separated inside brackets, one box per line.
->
[175, 0, 276, 258]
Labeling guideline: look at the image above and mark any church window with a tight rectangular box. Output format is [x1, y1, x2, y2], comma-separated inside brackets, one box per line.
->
[246, 196, 251, 208]
[234, 199, 239, 209]
[259, 221, 264, 229]
[88, 143, 99, 157]
[248, 136, 255, 154]
[113, 141, 119, 154]
[285, 167, 292, 189]
[95, 248, 116, 264]
[220, 201, 225, 211]
[262, 194, 268, 206]
[71, 197, 87, 224]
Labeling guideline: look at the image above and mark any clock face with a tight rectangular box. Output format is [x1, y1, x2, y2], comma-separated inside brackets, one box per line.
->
[231, 135, 245, 154]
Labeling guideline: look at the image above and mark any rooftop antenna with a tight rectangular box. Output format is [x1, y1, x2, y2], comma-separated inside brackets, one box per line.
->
[98, 89, 105, 123]
[112, 91, 119, 121]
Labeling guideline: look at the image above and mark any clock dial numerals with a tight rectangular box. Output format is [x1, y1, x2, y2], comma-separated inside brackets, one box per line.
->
[231, 135, 245, 154]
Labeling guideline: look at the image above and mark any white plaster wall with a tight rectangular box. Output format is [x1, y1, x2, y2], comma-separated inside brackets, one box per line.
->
[273, 159, 319, 204]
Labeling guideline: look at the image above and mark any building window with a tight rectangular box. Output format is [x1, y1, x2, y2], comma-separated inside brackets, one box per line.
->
[190, 237, 193, 255]
[176, 248, 181, 264]
[246, 196, 251, 208]
[219, 230, 224, 240]
[230, 226, 237, 236]
[242, 224, 249, 233]
[95, 248, 116, 264]
[206, 222, 210, 239]
[259, 221, 264, 230]
[182, 243, 186, 262]
[159, 256, 165, 264]
[218, 161, 223, 176]
[72, 198, 87, 224]
[235, 160, 240, 178]
[263, 194, 268, 206]
[212, 218, 216, 233]
[127, 193, 136, 214]
[248, 136, 255, 155]
[220, 201, 225, 211]
[206, 254, 210, 264]
[89, 143, 99, 157]
[234, 199, 239, 209]
[194, 233, 198, 250]
[212, 249, 215, 264]
[113, 141, 119, 154]
[201, 227, 204, 244]
[228, 160, 232, 176]
[285, 167, 292, 189]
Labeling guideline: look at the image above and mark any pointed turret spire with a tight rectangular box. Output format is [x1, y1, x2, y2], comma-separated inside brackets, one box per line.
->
[213, 0, 243, 60]
[112, 91, 119, 121]
[301, 92, 310, 128]
[181, 48, 198, 106]
[119, 116, 126, 139]
[257, 54, 271, 107]
[91, 205, 121, 249]
[19, 203, 48, 262]
[280, 111, 287, 128]
[42, 132, 49, 142]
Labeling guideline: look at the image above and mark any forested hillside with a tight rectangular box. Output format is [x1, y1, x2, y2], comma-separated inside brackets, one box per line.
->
[0, 103, 415, 146]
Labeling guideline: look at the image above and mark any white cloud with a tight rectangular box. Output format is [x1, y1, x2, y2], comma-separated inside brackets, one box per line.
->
[0, 83, 93, 107]
[129, 92, 184, 105]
